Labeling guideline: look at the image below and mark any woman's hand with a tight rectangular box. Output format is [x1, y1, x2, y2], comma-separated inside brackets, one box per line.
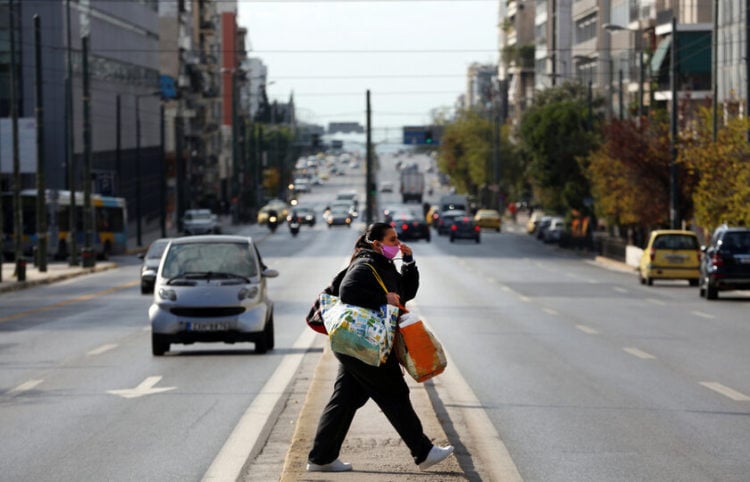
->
[386, 292, 401, 307]
[399, 242, 412, 258]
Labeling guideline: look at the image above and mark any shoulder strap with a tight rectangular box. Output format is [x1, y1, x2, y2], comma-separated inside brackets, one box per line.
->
[364, 263, 388, 294]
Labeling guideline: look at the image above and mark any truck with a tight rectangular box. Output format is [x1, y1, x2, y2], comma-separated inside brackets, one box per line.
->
[400, 168, 425, 203]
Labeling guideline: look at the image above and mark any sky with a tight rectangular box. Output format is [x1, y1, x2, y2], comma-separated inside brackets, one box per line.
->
[237, 0, 499, 141]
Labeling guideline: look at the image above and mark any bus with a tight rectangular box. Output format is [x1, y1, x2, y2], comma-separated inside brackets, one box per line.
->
[1, 189, 128, 260]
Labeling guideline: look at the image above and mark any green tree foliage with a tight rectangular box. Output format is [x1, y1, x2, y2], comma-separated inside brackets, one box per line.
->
[681, 110, 750, 232]
[435, 110, 522, 202]
[518, 82, 598, 213]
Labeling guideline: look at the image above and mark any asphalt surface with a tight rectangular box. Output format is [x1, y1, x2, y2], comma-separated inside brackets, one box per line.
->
[1, 215, 632, 481]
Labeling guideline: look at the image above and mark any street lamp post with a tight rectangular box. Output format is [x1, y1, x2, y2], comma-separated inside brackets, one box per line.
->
[603, 23, 646, 119]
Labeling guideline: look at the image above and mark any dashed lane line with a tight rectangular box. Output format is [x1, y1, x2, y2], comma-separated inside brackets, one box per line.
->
[692, 311, 715, 319]
[700, 382, 750, 401]
[10, 379, 44, 394]
[623, 347, 656, 359]
[542, 307, 559, 316]
[87, 344, 118, 356]
[576, 324, 599, 335]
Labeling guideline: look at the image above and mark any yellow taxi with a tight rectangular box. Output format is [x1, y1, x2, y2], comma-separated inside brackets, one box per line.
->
[425, 205, 440, 227]
[474, 209, 502, 232]
[257, 200, 289, 225]
[526, 210, 545, 234]
[638, 229, 701, 286]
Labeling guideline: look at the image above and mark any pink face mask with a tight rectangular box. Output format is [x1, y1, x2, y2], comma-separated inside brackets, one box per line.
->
[381, 244, 400, 260]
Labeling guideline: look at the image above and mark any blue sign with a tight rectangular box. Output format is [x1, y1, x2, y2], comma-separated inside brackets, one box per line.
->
[160, 75, 177, 99]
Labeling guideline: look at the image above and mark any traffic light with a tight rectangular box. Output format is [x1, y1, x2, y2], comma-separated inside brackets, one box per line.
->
[424, 130, 434, 144]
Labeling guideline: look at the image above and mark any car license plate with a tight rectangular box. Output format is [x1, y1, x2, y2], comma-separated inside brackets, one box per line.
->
[737, 256, 750, 264]
[186, 321, 231, 332]
[665, 254, 686, 263]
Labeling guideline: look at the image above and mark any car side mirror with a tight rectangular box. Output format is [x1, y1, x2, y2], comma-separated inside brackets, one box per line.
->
[137, 253, 145, 260]
[262, 268, 279, 278]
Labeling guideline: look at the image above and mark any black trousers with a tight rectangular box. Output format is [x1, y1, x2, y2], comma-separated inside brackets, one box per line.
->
[308, 352, 434, 465]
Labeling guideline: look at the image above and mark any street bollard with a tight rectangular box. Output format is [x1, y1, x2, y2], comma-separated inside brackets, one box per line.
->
[81, 248, 96, 268]
[16, 258, 27, 282]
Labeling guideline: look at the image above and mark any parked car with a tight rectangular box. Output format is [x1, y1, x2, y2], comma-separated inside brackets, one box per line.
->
[149, 235, 279, 355]
[324, 206, 353, 227]
[450, 215, 481, 243]
[182, 209, 220, 235]
[138, 238, 171, 294]
[390, 211, 431, 242]
[474, 209, 502, 232]
[535, 216, 553, 240]
[638, 230, 700, 286]
[437, 209, 467, 236]
[380, 181, 394, 192]
[526, 210, 546, 234]
[543, 216, 566, 244]
[699, 225, 750, 299]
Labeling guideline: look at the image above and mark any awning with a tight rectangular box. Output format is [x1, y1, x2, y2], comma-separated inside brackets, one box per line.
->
[650, 36, 672, 73]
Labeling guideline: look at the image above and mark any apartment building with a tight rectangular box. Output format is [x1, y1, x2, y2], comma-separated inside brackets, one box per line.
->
[499, 0, 536, 125]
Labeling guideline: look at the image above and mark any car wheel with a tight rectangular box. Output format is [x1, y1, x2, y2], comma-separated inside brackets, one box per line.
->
[140, 283, 151, 295]
[450, 235, 455, 243]
[426, 235, 431, 243]
[689, 278, 699, 287]
[265, 315, 275, 351]
[475, 236, 481, 244]
[152, 333, 170, 356]
[706, 282, 718, 300]
[646, 277, 653, 286]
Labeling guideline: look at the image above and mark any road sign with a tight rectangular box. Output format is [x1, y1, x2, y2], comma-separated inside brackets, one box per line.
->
[403, 126, 440, 145]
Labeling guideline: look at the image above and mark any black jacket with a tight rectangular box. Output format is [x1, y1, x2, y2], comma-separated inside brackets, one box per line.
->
[339, 249, 419, 311]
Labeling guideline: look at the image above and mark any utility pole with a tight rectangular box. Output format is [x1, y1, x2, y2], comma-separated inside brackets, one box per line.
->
[135, 96, 143, 247]
[34, 15, 47, 272]
[365, 90, 374, 225]
[669, 16, 680, 230]
[81, 33, 95, 267]
[160, 103, 167, 237]
[67, 0, 78, 266]
[9, 0, 24, 280]
[746, 0, 750, 143]
[712, 0, 719, 142]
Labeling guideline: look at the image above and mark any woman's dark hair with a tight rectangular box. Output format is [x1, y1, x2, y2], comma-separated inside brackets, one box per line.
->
[351, 222, 393, 261]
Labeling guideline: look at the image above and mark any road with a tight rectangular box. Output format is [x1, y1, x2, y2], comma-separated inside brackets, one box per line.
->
[2, 150, 750, 481]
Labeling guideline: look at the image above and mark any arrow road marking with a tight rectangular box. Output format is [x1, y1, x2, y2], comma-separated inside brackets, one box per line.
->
[107, 376, 176, 399]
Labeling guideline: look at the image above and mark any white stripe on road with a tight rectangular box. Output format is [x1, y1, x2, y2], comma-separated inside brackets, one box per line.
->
[202, 328, 317, 481]
[542, 307, 558, 316]
[646, 298, 665, 305]
[700, 382, 750, 401]
[10, 379, 43, 394]
[623, 347, 656, 359]
[613, 286, 628, 294]
[576, 324, 599, 335]
[692, 311, 715, 319]
[87, 343, 118, 356]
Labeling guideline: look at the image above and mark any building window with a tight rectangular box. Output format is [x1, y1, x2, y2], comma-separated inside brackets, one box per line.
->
[575, 13, 597, 44]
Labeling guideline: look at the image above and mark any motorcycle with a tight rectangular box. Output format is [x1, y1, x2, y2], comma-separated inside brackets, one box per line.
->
[267, 214, 279, 233]
[289, 219, 300, 236]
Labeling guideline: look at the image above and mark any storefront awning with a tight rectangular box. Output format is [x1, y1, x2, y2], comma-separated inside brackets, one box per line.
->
[650, 36, 672, 73]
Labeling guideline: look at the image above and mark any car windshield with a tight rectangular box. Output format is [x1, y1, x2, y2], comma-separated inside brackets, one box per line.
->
[653, 234, 699, 250]
[146, 240, 170, 259]
[161, 242, 258, 280]
[721, 232, 750, 252]
[185, 211, 211, 221]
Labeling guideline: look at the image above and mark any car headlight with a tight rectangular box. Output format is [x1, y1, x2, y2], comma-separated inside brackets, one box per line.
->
[238, 286, 259, 300]
[158, 288, 177, 301]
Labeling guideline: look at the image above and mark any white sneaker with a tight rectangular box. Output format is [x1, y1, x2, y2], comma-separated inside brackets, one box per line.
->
[418, 445, 454, 471]
[306, 459, 353, 472]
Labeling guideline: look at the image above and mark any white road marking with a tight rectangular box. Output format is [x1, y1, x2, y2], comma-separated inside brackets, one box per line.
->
[107, 376, 176, 399]
[542, 307, 558, 316]
[576, 324, 599, 335]
[202, 328, 317, 481]
[647, 298, 665, 305]
[87, 343, 118, 356]
[10, 379, 43, 394]
[613, 286, 628, 294]
[692, 311, 715, 319]
[700, 382, 750, 401]
[623, 347, 656, 359]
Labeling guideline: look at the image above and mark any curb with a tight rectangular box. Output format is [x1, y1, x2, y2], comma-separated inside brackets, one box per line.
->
[0, 262, 118, 294]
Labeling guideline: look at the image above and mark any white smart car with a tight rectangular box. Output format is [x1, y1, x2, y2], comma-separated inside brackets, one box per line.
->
[149, 235, 278, 355]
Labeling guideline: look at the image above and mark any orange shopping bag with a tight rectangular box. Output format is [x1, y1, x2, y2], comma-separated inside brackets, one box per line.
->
[394, 312, 447, 383]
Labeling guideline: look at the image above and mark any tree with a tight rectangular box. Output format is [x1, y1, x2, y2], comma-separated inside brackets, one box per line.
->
[681, 110, 750, 233]
[518, 82, 599, 213]
[435, 109, 522, 206]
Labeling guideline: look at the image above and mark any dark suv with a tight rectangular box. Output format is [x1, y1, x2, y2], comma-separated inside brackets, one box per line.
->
[699, 225, 750, 300]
